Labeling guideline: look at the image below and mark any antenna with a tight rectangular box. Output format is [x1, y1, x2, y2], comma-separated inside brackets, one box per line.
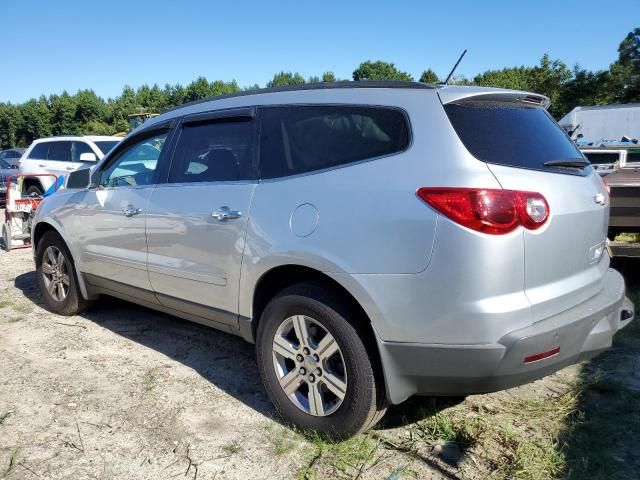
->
[442, 49, 467, 85]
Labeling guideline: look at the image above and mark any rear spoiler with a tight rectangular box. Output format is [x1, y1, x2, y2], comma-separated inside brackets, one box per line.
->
[437, 87, 551, 110]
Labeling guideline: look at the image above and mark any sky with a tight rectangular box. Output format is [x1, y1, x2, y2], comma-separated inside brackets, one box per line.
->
[0, 0, 637, 103]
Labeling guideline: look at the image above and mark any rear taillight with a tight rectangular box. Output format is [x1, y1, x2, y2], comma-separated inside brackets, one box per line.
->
[416, 187, 549, 235]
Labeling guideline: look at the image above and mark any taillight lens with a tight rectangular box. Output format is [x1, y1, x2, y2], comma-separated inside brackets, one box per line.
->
[416, 187, 549, 235]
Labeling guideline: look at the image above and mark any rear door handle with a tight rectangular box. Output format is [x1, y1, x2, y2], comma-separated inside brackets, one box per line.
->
[66, 166, 75, 171]
[122, 205, 142, 217]
[211, 206, 242, 221]
[38, 163, 47, 167]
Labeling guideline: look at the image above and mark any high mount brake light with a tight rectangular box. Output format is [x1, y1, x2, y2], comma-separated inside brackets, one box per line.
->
[416, 187, 549, 235]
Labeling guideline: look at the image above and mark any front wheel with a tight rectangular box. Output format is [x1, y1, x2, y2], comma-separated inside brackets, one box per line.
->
[257, 283, 386, 439]
[36, 230, 91, 315]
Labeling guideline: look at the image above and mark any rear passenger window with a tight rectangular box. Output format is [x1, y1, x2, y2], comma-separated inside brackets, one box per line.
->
[259, 106, 410, 179]
[28, 143, 49, 159]
[168, 119, 254, 183]
[47, 141, 72, 162]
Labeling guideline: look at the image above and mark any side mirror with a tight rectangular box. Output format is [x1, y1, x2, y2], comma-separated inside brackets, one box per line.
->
[10, 164, 18, 169]
[66, 167, 92, 189]
[79, 152, 97, 162]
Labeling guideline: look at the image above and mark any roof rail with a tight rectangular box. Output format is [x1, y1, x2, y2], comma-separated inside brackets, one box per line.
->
[165, 80, 436, 113]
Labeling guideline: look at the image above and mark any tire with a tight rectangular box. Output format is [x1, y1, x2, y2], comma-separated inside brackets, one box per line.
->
[256, 282, 386, 439]
[36, 230, 91, 315]
[27, 185, 43, 196]
[2, 222, 12, 251]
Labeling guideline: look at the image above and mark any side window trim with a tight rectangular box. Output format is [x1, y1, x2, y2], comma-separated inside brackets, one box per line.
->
[182, 106, 255, 126]
[97, 127, 173, 188]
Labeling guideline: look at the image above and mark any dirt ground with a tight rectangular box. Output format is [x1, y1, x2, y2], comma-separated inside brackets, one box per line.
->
[1, 216, 638, 479]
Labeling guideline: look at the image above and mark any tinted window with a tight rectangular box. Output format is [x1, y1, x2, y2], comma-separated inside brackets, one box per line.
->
[6, 151, 21, 158]
[0, 158, 10, 168]
[28, 143, 49, 159]
[72, 142, 94, 162]
[584, 152, 620, 165]
[47, 141, 72, 162]
[444, 102, 583, 172]
[168, 119, 254, 183]
[95, 141, 120, 155]
[100, 132, 167, 187]
[259, 106, 409, 179]
[627, 152, 640, 165]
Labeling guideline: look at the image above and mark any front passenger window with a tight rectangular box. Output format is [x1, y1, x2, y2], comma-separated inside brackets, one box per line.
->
[100, 132, 167, 188]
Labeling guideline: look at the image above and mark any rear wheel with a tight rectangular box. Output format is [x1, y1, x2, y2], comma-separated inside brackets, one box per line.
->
[36, 230, 90, 315]
[257, 283, 386, 439]
[26, 185, 43, 196]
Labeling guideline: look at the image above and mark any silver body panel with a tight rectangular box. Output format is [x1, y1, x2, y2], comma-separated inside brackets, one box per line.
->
[32, 84, 632, 404]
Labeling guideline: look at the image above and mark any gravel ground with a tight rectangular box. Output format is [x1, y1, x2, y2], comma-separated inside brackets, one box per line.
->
[0, 213, 638, 479]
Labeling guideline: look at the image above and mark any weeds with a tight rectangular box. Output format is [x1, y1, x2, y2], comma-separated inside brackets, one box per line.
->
[0, 299, 14, 309]
[142, 368, 158, 392]
[222, 440, 242, 456]
[0, 411, 11, 426]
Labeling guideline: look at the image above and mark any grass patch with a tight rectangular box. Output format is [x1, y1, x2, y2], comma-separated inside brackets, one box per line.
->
[0, 299, 14, 309]
[222, 440, 242, 456]
[14, 304, 33, 314]
[297, 434, 380, 480]
[0, 411, 11, 426]
[8, 315, 24, 323]
[3, 448, 18, 477]
[142, 368, 158, 392]
[615, 232, 640, 243]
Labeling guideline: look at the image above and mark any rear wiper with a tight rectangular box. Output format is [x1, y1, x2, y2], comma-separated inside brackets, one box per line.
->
[543, 159, 589, 168]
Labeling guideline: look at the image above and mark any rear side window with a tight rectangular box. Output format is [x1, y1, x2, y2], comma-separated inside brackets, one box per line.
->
[583, 152, 620, 165]
[168, 119, 254, 183]
[444, 102, 583, 171]
[6, 151, 21, 158]
[47, 141, 72, 162]
[28, 143, 49, 159]
[259, 105, 410, 179]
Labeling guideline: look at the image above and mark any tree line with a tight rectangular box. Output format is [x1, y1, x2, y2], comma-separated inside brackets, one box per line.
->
[0, 28, 638, 150]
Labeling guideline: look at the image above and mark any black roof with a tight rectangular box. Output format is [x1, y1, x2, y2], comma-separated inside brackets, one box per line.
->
[166, 81, 436, 113]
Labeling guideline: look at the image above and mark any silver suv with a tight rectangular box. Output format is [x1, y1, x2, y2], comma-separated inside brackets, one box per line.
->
[32, 82, 634, 438]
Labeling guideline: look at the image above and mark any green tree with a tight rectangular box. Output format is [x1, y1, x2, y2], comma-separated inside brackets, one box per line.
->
[352, 61, 413, 81]
[267, 71, 306, 87]
[609, 28, 640, 102]
[419, 69, 439, 84]
[322, 71, 337, 82]
[0, 103, 19, 149]
[49, 91, 78, 135]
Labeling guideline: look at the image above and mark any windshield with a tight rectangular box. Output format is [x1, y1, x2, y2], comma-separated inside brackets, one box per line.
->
[95, 141, 120, 155]
[444, 101, 585, 174]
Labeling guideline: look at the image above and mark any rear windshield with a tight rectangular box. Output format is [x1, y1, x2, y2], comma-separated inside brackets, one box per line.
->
[583, 152, 620, 165]
[444, 101, 584, 172]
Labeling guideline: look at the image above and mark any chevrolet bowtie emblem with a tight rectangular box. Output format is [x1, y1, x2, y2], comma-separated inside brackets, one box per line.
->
[594, 192, 606, 205]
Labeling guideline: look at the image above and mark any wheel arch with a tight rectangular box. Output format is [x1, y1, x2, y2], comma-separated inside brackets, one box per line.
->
[247, 264, 386, 400]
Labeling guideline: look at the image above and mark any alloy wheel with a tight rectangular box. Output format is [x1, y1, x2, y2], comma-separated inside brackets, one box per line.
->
[41, 246, 70, 302]
[272, 315, 348, 416]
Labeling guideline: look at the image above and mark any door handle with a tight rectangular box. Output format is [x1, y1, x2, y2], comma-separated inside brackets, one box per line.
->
[122, 205, 142, 217]
[38, 163, 47, 167]
[211, 206, 242, 221]
[66, 166, 75, 170]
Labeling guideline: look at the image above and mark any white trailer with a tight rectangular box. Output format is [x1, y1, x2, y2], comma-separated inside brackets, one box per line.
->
[559, 103, 640, 143]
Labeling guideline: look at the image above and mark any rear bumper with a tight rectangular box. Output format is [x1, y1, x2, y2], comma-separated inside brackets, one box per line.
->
[378, 268, 633, 404]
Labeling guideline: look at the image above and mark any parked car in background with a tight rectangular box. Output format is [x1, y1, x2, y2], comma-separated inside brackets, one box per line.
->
[0, 148, 25, 168]
[0, 157, 19, 206]
[31, 82, 633, 438]
[19, 136, 121, 195]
